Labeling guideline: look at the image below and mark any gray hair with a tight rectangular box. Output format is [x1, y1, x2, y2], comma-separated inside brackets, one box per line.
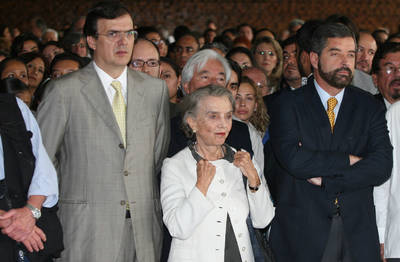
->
[181, 49, 231, 87]
[181, 84, 235, 139]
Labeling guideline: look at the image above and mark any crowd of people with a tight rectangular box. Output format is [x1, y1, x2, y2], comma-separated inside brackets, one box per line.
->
[0, 1, 399, 262]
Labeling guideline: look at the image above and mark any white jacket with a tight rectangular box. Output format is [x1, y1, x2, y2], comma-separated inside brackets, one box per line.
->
[374, 101, 400, 258]
[161, 147, 274, 262]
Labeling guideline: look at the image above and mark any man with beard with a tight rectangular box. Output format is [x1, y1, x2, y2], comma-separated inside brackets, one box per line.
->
[268, 23, 392, 262]
[371, 42, 400, 109]
[372, 41, 400, 262]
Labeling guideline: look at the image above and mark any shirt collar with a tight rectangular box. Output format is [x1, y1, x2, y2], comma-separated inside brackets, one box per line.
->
[93, 61, 127, 90]
[314, 79, 345, 111]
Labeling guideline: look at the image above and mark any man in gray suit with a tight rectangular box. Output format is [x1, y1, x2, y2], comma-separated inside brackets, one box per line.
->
[37, 2, 170, 262]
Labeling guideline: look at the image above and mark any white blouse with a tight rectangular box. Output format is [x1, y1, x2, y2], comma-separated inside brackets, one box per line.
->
[161, 146, 274, 262]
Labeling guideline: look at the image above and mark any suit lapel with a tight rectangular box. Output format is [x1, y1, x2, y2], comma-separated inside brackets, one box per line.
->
[126, 69, 145, 145]
[79, 63, 123, 141]
[303, 80, 332, 144]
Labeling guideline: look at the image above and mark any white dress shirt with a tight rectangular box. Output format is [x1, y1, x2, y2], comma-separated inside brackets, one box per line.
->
[314, 79, 345, 123]
[93, 62, 128, 104]
[374, 101, 400, 258]
[161, 146, 274, 262]
[0, 98, 58, 207]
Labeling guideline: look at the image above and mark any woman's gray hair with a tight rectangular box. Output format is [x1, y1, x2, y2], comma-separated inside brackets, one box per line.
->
[181, 49, 231, 87]
[181, 84, 235, 139]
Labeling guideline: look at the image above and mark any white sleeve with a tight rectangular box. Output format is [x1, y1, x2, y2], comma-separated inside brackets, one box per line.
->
[17, 98, 58, 207]
[160, 157, 215, 240]
[247, 158, 275, 228]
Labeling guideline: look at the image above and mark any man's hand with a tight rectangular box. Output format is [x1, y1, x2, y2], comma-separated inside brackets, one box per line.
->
[380, 244, 386, 262]
[349, 154, 362, 166]
[0, 207, 36, 242]
[307, 177, 322, 186]
[21, 226, 46, 252]
[0, 209, 13, 229]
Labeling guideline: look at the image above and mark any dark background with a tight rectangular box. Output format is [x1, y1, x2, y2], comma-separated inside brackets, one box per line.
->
[1, 0, 399, 36]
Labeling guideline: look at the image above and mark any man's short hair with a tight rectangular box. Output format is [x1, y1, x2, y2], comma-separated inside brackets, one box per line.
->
[133, 38, 160, 57]
[181, 49, 231, 86]
[84, 1, 131, 38]
[281, 35, 297, 50]
[371, 42, 400, 74]
[50, 52, 85, 72]
[175, 32, 200, 48]
[311, 23, 356, 56]
[296, 19, 323, 54]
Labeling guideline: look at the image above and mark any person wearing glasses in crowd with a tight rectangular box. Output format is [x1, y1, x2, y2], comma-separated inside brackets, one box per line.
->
[130, 38, 160, 78]
[137, 26, 168, 57]
[242, 66, 271, 97]
[252, 37, 283, 92]
[36, 2, 170, 261]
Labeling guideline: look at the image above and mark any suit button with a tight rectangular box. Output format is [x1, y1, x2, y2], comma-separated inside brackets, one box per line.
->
[241, 246, 246, 251]
[221, 192, 227, 197]
[219, 179, 224, 184]
[120, 200, 126, 206]
[123, 170, 129, 176]
[119, 143, 124, 149]
[238, 233, 243, 238]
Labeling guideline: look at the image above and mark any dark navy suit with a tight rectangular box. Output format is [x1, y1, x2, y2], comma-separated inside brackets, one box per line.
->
[268, 77, 392, 262]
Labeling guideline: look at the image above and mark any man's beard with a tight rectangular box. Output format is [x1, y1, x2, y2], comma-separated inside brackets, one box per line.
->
[390, 79, 400, 100]
[318, 60, 353, 89]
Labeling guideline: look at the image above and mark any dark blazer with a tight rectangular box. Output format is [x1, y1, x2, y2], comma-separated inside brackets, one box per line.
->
[268, 77, 393, 262]
[374, 93, 386, 107]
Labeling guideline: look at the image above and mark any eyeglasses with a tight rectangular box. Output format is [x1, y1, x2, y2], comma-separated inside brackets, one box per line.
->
[149, 39, 164, 46]
[256, 50, 275, 56]
[96, 30, 137, 41]
[382, 64, 400, 75]
[255, 82, 269, 89]
[130, 59, 160, 68]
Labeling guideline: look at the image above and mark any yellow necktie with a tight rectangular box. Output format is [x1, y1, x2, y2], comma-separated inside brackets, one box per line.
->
[111, 80, 126, 146]
[327, 97, 338, 133]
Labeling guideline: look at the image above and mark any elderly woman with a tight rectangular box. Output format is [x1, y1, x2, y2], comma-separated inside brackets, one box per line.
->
[161, 85, 274, 262]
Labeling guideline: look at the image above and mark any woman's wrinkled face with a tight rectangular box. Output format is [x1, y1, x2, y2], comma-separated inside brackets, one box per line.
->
[234, 82, 257, 122]
[1, 60, 29, 86]
[187, 96, 233, 148]
[27, 57, 45, 89]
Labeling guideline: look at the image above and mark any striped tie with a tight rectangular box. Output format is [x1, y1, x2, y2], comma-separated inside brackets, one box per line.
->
[111, 80, 126, 146]
[327, 97, 338, 133]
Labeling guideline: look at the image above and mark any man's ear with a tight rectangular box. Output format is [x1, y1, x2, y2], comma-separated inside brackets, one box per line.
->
[87, 36, 96, 51]
[309, 51, 319, 71]
[371, 73, 378, 88]
[183, 82, 190, 95]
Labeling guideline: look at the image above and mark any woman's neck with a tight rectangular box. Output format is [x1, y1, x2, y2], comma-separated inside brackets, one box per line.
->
[195, 143, 223, 161]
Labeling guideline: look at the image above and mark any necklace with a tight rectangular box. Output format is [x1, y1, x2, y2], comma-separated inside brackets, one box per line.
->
[194, 143, 224, 161]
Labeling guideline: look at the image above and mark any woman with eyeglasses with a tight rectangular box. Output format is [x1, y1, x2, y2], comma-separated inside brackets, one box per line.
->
[252, 37, 283, 92]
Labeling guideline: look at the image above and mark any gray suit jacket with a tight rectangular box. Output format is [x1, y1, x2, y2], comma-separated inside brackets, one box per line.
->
[37, 63, 170, 262]
[352, 69, 378, 95]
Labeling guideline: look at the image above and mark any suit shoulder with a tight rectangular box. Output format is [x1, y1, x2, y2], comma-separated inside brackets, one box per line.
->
[348, 85, 381, 104]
